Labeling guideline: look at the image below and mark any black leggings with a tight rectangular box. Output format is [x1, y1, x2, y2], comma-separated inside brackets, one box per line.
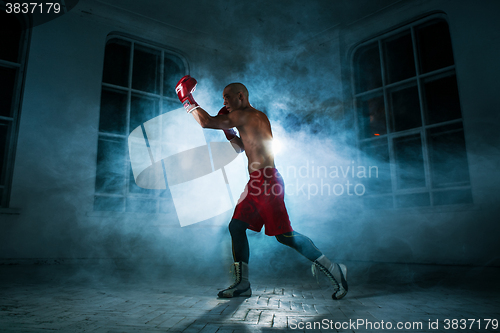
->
[229, 219, 322, 263]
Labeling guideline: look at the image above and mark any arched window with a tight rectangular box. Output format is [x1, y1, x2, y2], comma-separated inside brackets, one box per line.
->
[353, 15, 472, 209]
[0, 9, 30, 208]
[94, 35, 187, 213]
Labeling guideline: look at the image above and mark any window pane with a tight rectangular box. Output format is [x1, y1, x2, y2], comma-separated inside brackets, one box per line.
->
[95, 137, 126, 194]
[417, 20, 454, 73]
[0, 67, 16, 117]
[428, 123, 470, 188]
[126, 197, 157, 213]
[99, 89, 128, 135]
[129, 166, 153, 195]
[0, 121, 8, 186]
[433, 189, 472, 206]
[160, 187, 172, 198]
[363, 195, 393, 210]
[389, 84, 421, 132]
[424, 75, 462, 125]
[0, 12, 22, 63]
[132, 45, 161, 94]
[393, 134, 426, 189]
[357, 95, 386, 139]
[354, 43, 382, 93]
[360, 138, 392, 194]
[395, 192, 430, 208]
[130, 94, 159, 133]
[163, 56, 184, 99]
[159, 199, 175, 213]
[383, 31, 416, 84]
[94, 195, 125, 212]
[102, 39, 131, 87]
[163, 99, 180, 114]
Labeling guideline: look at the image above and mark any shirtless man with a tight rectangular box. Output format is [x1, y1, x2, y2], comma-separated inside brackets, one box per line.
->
[175, 75, 348, 300]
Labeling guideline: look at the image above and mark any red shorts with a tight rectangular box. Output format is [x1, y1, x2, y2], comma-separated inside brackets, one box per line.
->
[232, 167, 294, 236]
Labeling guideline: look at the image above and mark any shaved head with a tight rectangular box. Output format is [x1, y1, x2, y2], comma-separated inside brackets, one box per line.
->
[225, 82, 249, 99]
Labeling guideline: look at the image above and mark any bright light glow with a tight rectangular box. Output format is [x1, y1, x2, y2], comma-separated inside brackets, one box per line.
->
[273, 139, 282, 154]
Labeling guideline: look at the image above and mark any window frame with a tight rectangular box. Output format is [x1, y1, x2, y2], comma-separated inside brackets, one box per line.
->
[93, 33, 188, 214]
[0, 6, 31, 209]
[350, 14, 472, 210]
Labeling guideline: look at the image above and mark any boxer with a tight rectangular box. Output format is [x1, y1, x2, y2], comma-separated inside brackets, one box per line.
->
[176, 75, 348, 300]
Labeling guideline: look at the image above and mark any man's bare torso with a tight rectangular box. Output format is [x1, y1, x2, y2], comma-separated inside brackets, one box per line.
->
[233, 107, 275, 174]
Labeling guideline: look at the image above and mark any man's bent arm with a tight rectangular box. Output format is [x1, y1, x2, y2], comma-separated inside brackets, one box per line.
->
[229, 136, 245, 153]
[191, 107, 245, 153]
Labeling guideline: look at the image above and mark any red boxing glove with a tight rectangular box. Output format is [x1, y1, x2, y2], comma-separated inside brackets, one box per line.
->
[175, 75, 199, 113]
[217, 106, 237, 141]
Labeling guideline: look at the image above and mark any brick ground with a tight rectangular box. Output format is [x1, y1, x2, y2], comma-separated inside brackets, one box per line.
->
[0, 264, 499, 332]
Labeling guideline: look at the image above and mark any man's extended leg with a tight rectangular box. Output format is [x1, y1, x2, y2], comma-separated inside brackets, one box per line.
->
[218, 219, 252, 298]
[276, 231, 348, 300]
[275, 231, 322, 261]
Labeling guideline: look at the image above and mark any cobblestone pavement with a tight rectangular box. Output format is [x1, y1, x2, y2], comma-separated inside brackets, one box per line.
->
[0, 264, 499, 332]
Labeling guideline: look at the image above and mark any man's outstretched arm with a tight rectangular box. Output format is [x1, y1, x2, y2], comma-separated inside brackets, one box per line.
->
[175, 75, 245, 152]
